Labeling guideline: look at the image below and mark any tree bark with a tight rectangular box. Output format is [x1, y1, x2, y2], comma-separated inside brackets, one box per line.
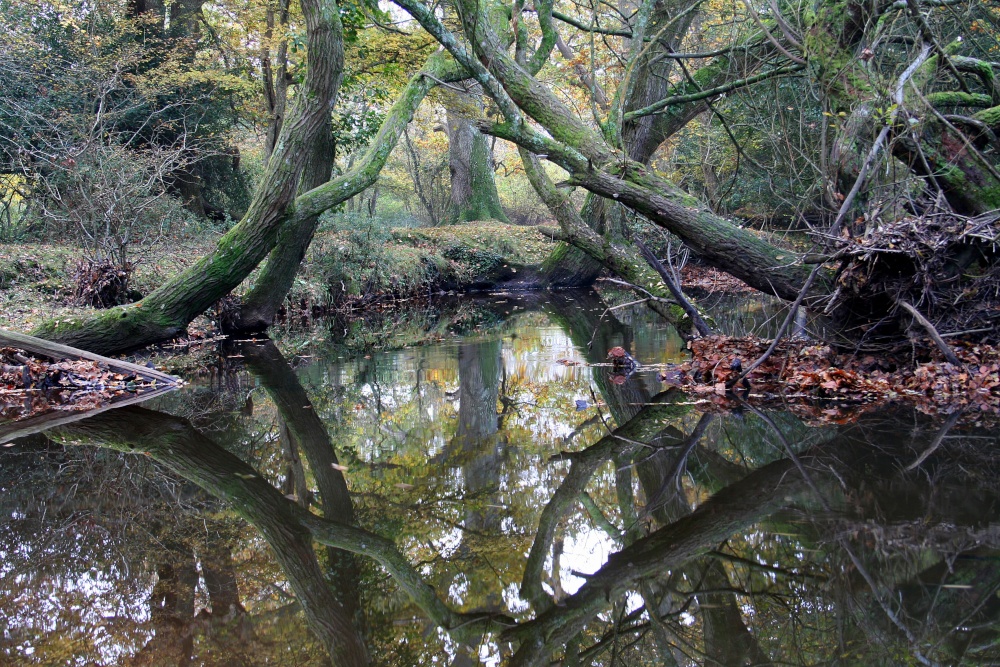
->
[446, 93, 509, 223]
[222, 114, 333, 333]
[31, 0, 345, 354]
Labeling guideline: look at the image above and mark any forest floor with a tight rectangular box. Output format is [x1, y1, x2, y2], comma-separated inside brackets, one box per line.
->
[650, 264, 998, 424]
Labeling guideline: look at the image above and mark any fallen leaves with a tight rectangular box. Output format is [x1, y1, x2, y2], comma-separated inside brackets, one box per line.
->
[666, 335, 1000, 421]
[0, 346, 161, 422]
[681, 265, 758, 294]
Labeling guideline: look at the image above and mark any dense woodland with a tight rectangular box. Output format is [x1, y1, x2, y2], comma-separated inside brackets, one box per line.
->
[2, 0, 1000, 355]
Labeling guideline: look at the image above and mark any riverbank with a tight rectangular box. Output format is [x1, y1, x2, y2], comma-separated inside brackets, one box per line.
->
[0, 222, 558, 333]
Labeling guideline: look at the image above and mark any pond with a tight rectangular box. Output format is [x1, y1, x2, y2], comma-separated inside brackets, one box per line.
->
[2, 289, 998, 666]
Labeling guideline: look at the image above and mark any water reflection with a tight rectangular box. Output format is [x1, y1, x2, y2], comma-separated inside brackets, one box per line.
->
[2, 292, 999, 666]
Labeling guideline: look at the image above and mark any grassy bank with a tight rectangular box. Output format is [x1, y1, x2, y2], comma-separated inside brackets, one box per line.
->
[293, 220, 555, 308]
[0, 238, 218, 331]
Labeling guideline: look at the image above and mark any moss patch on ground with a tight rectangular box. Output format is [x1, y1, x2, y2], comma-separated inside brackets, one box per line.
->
[0, 222, 554, 334]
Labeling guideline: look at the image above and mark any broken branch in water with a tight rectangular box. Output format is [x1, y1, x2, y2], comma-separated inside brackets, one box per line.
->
[897, 301, 962, 366]
[0, 328, 180, 386]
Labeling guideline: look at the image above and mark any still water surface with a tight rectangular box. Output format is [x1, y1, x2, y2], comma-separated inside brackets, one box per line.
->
[2, 290, 998, 666]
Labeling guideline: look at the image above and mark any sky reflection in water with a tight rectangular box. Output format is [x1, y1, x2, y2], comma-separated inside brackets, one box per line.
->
[2, 290, 999, 666]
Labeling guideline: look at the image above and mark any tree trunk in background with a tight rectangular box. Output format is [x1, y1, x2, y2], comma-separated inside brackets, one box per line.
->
[447, 97, 509, 223]
[262, 0, 291, 164]
[450, 339, 506, 667]
[222, 53, 465, 335]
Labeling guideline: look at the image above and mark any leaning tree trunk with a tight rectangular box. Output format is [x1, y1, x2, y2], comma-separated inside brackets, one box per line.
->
[222, 52, 466, 334]
[30, 0, 345, 355]
[446, 93, 509, 223]
[539, 1, 771, 287]
[30, 21, 467, 350]
[244, 341, 365, 631]
[222, 116, 333, 333]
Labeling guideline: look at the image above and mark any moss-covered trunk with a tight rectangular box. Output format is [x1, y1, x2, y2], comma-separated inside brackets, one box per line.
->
[892, 117, 1000, 216]
[31, 0, 345, 354]
[537, 2, 777, 288]
[446, 100, 509, 223]
[223, 54, 466, 334]
[225, 115, 334, 333]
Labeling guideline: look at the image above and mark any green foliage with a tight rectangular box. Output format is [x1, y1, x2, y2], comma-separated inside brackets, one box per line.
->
[664, 76, 828, 222]
[0, 0, 248, 230]
[0, 174, 30, 242]
[309, 212, 438, 303]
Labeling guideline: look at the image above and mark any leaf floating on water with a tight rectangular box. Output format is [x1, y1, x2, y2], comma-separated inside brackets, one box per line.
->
[331, 463, 348, 472]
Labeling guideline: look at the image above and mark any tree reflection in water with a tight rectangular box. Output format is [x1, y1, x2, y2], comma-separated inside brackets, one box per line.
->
[3, 295, 1000, 666]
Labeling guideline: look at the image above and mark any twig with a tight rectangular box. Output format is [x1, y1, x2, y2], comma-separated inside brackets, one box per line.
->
[904, 410, 962, 471]
[897, 300, 962, 365]
[635, 239, 713, 337]
[596, 277, 676, 304]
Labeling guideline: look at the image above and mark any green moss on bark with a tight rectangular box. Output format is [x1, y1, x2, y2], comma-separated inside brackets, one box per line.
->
[926, 92, 992, 108]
